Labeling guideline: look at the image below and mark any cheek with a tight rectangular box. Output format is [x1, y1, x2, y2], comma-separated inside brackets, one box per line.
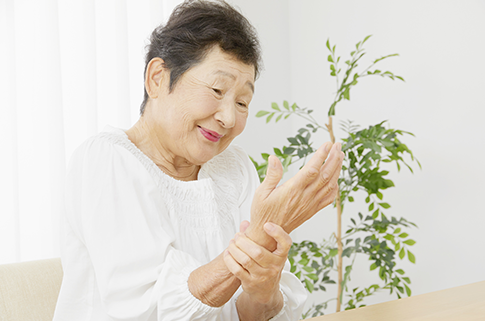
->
[234, 113, 248, 135]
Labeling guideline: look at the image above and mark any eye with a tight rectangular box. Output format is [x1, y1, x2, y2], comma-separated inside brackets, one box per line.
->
[237, 102, 248, 108]
[212, 88, 223, 95]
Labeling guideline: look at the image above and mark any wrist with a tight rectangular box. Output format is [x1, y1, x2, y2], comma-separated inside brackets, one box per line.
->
[236, 289, 284, 321]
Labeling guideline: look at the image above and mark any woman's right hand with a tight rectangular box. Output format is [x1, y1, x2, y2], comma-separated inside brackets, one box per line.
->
[246, 142, 343, 250]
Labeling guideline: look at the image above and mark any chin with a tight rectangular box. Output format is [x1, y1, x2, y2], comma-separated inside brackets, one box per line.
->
[193, 147, 226, 165]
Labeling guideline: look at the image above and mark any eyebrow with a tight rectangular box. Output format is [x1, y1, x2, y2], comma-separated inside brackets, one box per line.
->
[213, 70, 255, 93]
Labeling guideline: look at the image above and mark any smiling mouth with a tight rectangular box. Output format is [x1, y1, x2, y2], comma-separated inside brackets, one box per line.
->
[198, 126, 223, 142]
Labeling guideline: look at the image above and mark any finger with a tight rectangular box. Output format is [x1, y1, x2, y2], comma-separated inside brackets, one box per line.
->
[263, 223, 292, 257]
[257, 155, 283, 199]
[239, 220, 250, 233]
[224, 249, 250, 281]
[309, 143, 342, 191]
[291, 142, 333, 189]
[316, 151, 344, 208]
[234, 233, 276, 268]
[228, 238, 261, 272]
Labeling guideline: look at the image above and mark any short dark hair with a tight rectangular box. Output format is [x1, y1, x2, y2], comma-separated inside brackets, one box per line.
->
[140, 0, 262, 115]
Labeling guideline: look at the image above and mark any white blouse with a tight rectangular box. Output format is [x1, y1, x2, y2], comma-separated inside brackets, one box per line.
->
[53, 127, 306, 321]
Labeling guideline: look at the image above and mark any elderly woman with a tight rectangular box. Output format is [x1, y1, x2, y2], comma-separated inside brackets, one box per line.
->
[53, 1, 343, 320]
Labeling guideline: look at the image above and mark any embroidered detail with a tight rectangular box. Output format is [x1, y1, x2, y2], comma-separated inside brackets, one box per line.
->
[95, 129, 243, 232]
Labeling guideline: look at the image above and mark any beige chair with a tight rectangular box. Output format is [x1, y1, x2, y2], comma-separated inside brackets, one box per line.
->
[0, 258, 63, 321]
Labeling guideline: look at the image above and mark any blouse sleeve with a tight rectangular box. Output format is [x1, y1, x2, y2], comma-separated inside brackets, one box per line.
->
[64, 137, 223, 320]
[226, 146, 308, 321]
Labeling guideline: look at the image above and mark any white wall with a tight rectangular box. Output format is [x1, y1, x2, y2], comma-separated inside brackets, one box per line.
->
[229, 0, 485, 313]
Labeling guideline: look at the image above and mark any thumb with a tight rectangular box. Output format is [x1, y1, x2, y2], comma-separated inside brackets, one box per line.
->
[239, 220, 250, 233]
[259, 155, 283, 199]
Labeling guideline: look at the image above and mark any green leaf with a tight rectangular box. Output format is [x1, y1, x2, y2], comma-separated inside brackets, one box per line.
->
[379, 202, 391, 209]
[403, 239, 416, 246]
[372, 209, 379, 219]
[368, 203, 374, 211]
[399, 248, 405, 259]
[303, 266, 314, 272]
[287, 137, 298, 145]
[344, 88, 350, 100]
[307, 273, 319, 281]
[373, 53, 399, 64]
[395, 269, 405, 275]
[403, 277, 411, 284]
[326, 39, 331, 51]
[298, 258, 309, 266]
[370, 263, 377, 271]
[328, 55, 334, 63]
[328, 102, 337, 116]
[291, 103, 297, 111]
[393, 228, 401, 234]
[304, 278, 314, 293]
[348, 196, 354, 202]
[408, 251, 416, 263]
[283, 100, 290, 110]
[271, 102, 280, 111]
[384, 234, 395, 242]
[275, 114, 283, 123]
[404, 284, 412, 296]
[284, 147, 296, 155]
[255, 110, 270, 117]
[398, 233, 409, 238]
[295, 271, 301, 279]
[363, 35, 372, 44]
[266, 113, 274, 123]
[376, 192, 383, 200]
[329, 249, 338, 257]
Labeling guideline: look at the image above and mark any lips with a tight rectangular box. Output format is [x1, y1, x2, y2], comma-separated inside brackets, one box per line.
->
[198, 126, 223, 142]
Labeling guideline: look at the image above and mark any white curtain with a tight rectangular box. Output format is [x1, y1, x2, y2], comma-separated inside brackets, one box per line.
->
[0, 0, 183, 265]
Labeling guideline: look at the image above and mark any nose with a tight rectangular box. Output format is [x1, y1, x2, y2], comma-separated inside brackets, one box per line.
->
[214, 99, 236, 128]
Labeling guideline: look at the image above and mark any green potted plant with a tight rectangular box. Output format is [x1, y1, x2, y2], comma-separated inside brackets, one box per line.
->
[251, 35, 421, 318]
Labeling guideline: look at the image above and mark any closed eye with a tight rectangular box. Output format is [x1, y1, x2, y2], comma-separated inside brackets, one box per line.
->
[212, 88, 223, 95]
[237, 102, 248, 108]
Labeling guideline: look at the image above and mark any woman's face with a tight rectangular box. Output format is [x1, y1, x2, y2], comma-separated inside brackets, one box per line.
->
[149, 46, 255, 166]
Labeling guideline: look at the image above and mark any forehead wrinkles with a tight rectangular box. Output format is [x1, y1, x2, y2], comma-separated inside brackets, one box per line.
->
[210, 69, 255, 94]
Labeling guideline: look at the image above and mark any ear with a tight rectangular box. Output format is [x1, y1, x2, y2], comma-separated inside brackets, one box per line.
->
[145, 57, 168, 99]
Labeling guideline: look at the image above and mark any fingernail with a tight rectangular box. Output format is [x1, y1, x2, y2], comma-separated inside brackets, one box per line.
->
[337, 143, 342, 151]
[269, 156, 276, 168]
[264, 222, 274, 231]
[325, 143, 331, 152]
[235, 233, 240, 240]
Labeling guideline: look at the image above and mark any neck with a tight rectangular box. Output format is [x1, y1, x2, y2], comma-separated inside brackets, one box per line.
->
[126, 117, 200, 181]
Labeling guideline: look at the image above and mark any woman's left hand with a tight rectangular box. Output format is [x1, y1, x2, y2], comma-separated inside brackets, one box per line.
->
[224, 222, 291, 305]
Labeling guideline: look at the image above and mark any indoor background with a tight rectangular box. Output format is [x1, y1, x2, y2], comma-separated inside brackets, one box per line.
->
[1, 0, 484, 313]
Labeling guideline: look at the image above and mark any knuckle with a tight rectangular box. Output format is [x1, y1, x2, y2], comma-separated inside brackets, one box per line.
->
[322, 183, 334, 195]
[320, 171, 331, 185]
[233, 267, 244, 278]
[253, 248, 264, 261]
[241, 256, 252, 268]
[306, 168, 319, 180]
